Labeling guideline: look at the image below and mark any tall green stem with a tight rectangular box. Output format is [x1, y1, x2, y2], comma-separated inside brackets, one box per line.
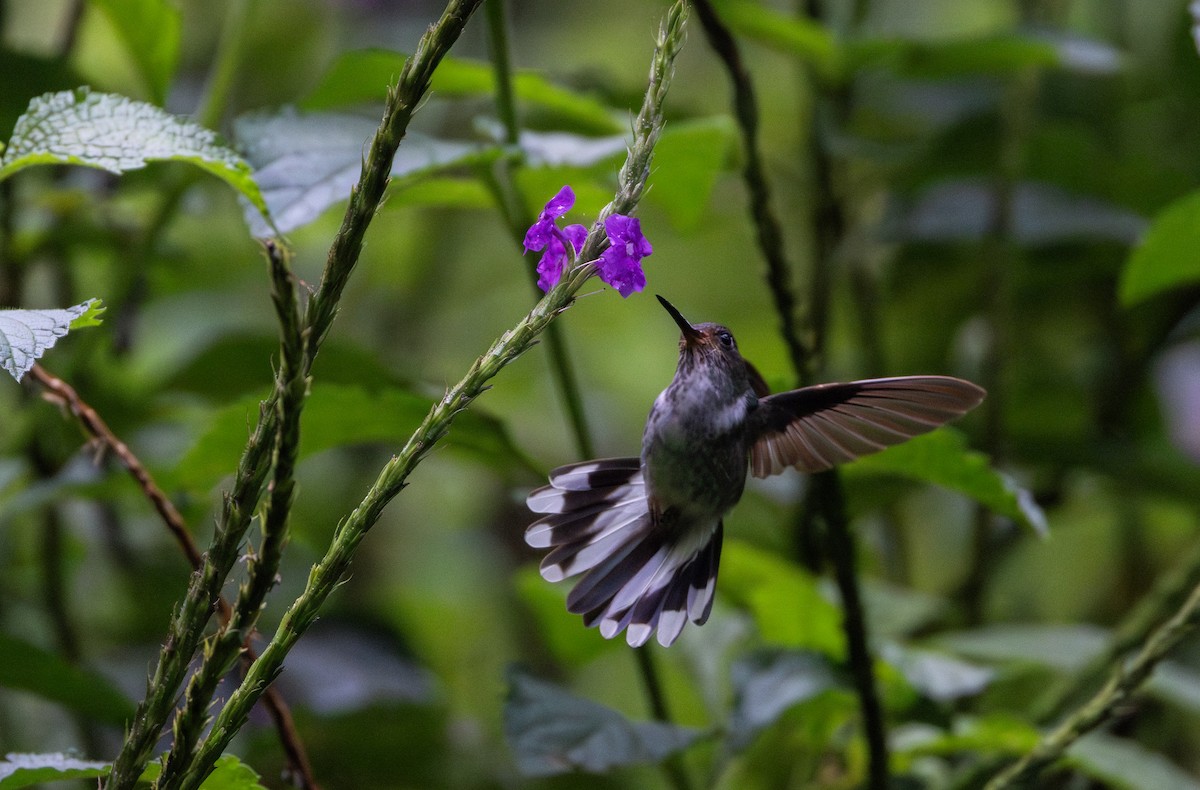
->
[179, 5, 686, 786]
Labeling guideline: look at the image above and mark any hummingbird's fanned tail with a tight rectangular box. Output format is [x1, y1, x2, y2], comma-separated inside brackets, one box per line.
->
[526, 458, 721, 648]
[748, 375, 986, 477]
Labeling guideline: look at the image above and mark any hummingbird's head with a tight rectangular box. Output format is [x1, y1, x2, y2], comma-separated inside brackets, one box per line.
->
[656, 295, 745, 370]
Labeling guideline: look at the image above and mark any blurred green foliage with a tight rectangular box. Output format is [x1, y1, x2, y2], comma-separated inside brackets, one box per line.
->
[2, 0, 1200, 788]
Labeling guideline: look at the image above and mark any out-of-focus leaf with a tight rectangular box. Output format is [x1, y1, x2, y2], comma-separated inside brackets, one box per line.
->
[302, 49, 620, 133]
[844, 429, 1047, 535]
[648, 117, 736, 231]
[1155, 343, 1200, 463]
[503, 668, 703, 776]
[935, 623, 1108, 670]
[859, 578, 949, 638]
[0, 754, 109, 789]
[1120, 189, 1200, 306]
[728, 650, 841, 749]
[90, 0, 181, 104]
[1068, 733, 1200, 790]
[161, 334, 402, 400]
[1150, 661, 1200, 716]
[710, 0, 839, 77]
[276, 624, 436, 715]
[888, 180, 1145, 246]
[0, 89, 268, 219]
[0, 299, 103, 381]
[517, 129, 626, 168]
[852, 32, 1121, 78]
[880, 643, 994, 702]
[719, 540, 844, 655]
[513, 567, 617, 667]
[172, 383, 533, 491]
[0, 632, 135, 726]
[383, 176, 493, 210]
[893, 714, 1039, 758]
[195, 755, 267, 789]
[138, 755, 265, 789]
[234, 108, 497, 235]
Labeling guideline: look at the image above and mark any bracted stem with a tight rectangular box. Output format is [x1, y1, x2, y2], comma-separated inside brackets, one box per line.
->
[154, 243, 310, 790]
[107, 2, 485, 786]
[178, 5, 687, 787]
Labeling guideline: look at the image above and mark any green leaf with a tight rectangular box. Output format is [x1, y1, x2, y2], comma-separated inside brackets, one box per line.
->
[0, 631, 135, 726]
[893, 714, 1040, 758]
[648, 117, 736, 232]
[0, 88, 269, 220]
[90, 0, 181, 104]
[1068, 733, 1200, 790]
[728, 650, 841, 749]
[879, 643, 993, 702]
[843, 428, 1048, 535]
[1120, 189, 1200, 306]
[719, 540, 845, 655]
[137, 755, 264, 789]
[935, 623, 1108, 670]
[383, 177, 494, 211]
[68, 298, 106, 329]
[173, 383, 534, 491]
[0, 754, 109, 789]
[197, 755, 267, 789]
[503, 668, 703, 776]
[233, 108, 498, 235]
[711, 0, 839, 78]
[302, 49, 621, 134]
[0, 299, 103, 381]
[851, 32, 1120, 79]
[513, 567, 618, 667]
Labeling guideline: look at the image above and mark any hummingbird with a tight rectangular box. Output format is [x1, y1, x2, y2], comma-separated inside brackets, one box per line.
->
[526, 296, 985, 648]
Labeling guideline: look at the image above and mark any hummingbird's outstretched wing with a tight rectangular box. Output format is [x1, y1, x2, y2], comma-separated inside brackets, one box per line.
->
[747, 375, 985, 477]
[526, 457, 721, 648]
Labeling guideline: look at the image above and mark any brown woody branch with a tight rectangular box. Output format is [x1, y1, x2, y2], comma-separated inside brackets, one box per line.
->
[26, 362, 318, 790]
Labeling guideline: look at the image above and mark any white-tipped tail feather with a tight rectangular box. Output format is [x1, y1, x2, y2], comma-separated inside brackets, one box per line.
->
[526, 458, 721, 647]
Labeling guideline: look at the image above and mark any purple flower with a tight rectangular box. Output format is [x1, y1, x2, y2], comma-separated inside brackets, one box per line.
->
[596, 214, 652, 298]
[524, 186, 587, 292]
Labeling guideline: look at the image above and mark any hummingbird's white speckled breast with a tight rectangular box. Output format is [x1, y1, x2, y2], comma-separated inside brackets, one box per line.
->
[640, 373, 756, 520]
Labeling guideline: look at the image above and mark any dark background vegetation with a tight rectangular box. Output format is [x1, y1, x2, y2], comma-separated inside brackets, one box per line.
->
[2, 0, 1200, 787]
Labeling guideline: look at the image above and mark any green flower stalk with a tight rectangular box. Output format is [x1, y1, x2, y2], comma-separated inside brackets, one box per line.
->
[154, 243, 308, 790]
[177, 4, 687, 787]
[106, 1, 485, 787]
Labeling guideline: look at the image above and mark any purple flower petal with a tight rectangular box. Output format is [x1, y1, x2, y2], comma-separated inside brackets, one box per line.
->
[536, 236, 569, 292]
[542, 185, 576, 220]
[523, 219, 554, 253]
[596, 214, 652, 298]
[562, 223, 587, 256]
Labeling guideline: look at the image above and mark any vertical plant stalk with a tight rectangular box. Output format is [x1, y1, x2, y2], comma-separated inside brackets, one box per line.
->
[30, 378, 313, 784]
[691, 0, 809, 378]
[180, 6, 686, 786]
[155, 243, 312, 790]
[483, 0, 595, 459]
[984, 576, 1200, 789]
[107, 3, 484, 787]
[483, 9, 684, 787]
[692, 2, 888, 786]
[26, 362, 314, 784]
[106, 404, 278, 789]
[956, 70, 1035, 625]
[304, 0, 483, 367]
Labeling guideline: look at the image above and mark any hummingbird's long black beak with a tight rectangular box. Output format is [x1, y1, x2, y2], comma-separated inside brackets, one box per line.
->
[656, 295, 701, 346]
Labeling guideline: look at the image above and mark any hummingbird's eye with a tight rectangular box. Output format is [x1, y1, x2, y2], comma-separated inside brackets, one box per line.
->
[717, 331, 735, 349]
